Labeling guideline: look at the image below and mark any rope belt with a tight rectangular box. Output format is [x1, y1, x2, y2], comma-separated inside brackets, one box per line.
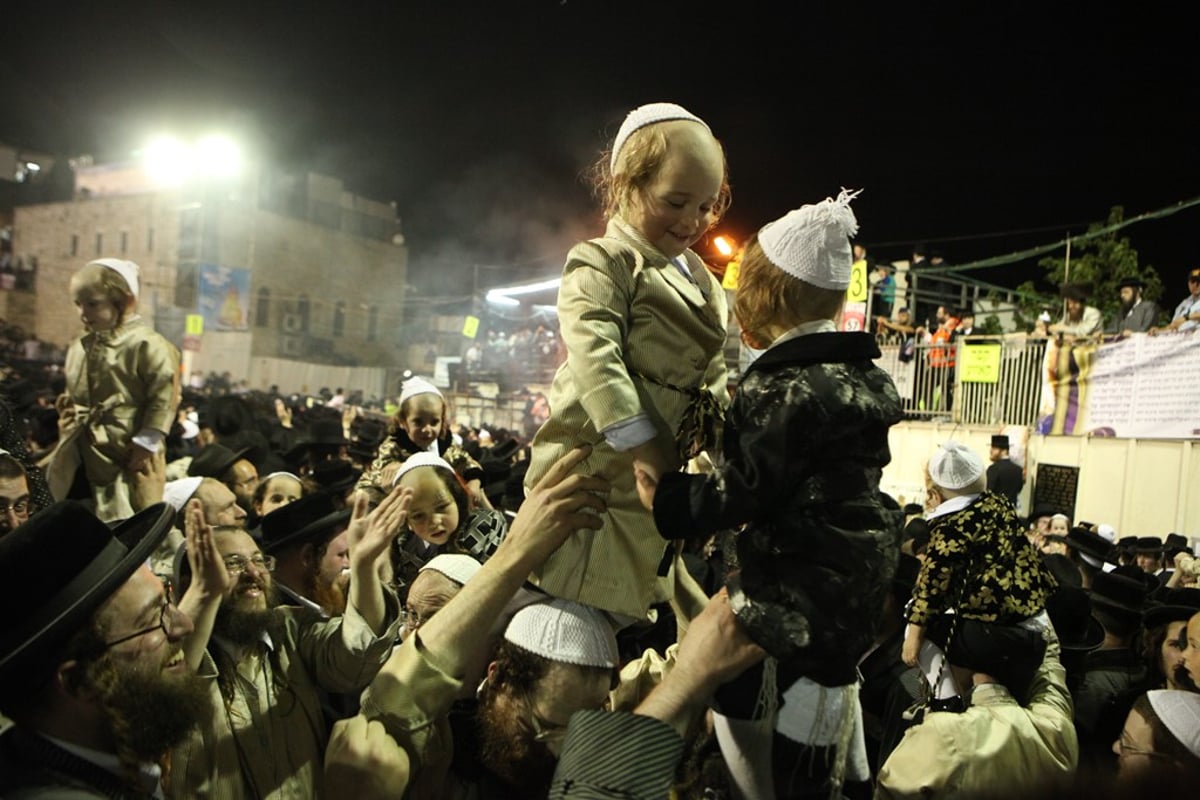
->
[633, 370, 724, 462]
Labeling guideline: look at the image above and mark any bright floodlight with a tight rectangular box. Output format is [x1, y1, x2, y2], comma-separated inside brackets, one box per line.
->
[196, 134, 243, 179]
[713, 236, 733, 257]
[143, 136, 194, 186]
[486, 290, 520, 307]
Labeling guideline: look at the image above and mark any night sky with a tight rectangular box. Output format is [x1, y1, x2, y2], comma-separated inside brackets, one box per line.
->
[4, 1, 1198, 301]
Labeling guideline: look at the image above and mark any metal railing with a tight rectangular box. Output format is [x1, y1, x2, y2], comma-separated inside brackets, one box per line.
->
[875, 335, 1048, 426]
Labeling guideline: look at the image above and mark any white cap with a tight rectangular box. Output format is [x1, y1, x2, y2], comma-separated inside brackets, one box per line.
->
[610, 102, 710, 171]
[392, 451, 455, 486]
[504, 597, 619, 669]
[757, 189, 861, 290]
[87, 258, 140, 300]
[180, 419, 200, 440]
[419, 553, 481, 586]
[928, 441, 985, 490]
[1148, 689, 1200, 759]
[1097, 523, 1117, 543]
[398, 376, 443, 406]
[163, 476, 203, 511]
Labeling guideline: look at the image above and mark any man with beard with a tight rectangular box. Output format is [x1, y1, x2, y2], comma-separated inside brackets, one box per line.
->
[0, 451, 32, 537]
[260, 491, 352, 617]
[1107, 277, 1160, 337]
[0, 500, 212, 798]
[166, 483, 408, 799]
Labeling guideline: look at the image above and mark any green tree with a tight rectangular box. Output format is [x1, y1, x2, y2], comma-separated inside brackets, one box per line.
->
[1013, 206, 1165, 331]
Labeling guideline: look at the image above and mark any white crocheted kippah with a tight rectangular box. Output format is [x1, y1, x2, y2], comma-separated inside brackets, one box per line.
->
[398, 376, 443, 405]
[928, 440, 985, 490]
[163, 476, 203, 511]
[504, 597, 619, 668]
[419, 553, 481, 586]
[1148, 689, 1200, 759]
[610, 102, 710, 171]
[392, 451, 455, 486]
[757, 189, 862, 290]
[87, 258, 141, 300]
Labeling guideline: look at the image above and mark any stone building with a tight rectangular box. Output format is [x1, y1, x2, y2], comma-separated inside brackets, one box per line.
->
[8, 159, 408, 388]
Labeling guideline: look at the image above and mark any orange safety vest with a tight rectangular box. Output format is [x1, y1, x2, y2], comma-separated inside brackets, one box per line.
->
[929, 319, 959, 368]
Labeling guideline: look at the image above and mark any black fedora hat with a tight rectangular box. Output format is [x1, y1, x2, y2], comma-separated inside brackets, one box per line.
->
[259, 492, 351, 554]
[309, 459, 361, 495]
[1116, 276, 1145, 290]
[1089, 569, 1149, 617]
[1164, 533, 1190, 557]
[927, 617, 1046, 702]
[1066, 526, 1116, 568]
[1135, 536, 1164, 554]
[0, 501, 175, 678]
[1043, 553, 1082, 589]
[1144, 588, 1200, 630]
[1059, 282, 1092, 302]
[990, 434, 1010, 450]
[285, 417, 352, 462]
[188, 443, 250, 479]
[1046, 586, 1105, 652]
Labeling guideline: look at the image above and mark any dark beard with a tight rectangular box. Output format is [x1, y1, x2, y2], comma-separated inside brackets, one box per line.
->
[93, 657, 214, 764]
[215, 583, 278, 646]
[1173, 664, 1198, 692]
[476, 693, 557, 799]
[1119, 298, 1135, 315]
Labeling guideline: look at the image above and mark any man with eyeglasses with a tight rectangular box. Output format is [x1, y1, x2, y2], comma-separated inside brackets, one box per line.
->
[165, 483, 408, 799]
[0, 500, 210, 798]
[0, 452, 32, 536]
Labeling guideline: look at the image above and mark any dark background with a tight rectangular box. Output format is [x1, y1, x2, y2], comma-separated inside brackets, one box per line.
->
[4, 1, 1198, 299]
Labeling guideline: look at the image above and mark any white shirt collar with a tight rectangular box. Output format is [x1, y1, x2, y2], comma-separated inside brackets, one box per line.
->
[927, 493, 980, 521]
[766, 319, 837, 351]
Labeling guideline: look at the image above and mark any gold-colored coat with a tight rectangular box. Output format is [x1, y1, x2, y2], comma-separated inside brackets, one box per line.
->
[524, 217, 729, 619]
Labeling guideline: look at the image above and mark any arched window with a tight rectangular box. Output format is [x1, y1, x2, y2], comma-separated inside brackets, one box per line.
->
[255, 287, 270, 328]
[333, 301, 346, 338]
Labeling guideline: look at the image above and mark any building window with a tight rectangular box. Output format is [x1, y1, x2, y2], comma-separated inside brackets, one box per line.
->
[95, 232, 103, 255]
[367, 305, 379, 341]
[255, 288, 270, 328]
[333, 301, 346, 338]
[297, 294, 311, 332]
[70, 234, 78, 256]
[120, 231, 128, 254]
[147, 228, 155, 252]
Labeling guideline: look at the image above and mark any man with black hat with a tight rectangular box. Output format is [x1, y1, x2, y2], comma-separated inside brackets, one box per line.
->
[877, 619, 1076, 797]
[1107, 276, 1159, 337]
[985, 434, 1024, 509]
[1135, 537, 1166, 577]
[188, 442, 259, 517]
[0, 501, 212, 798]
[260, 492, 353, 616]
[166, 485, 407, 798]
[1049, 282, 1102, 340]
[1072, 568, 1150, 774]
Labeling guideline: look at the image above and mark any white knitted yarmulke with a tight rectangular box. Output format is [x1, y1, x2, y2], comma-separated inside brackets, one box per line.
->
[398, 376, 443, 405]
[1148, 689, 1200, 759]
[757, 189, 861, 290]
[419, 553, 481, 586]
[504, 597, 619, 668]
[610, 102, 710, 171]
[87, 258, 141, 300]
[163, 476, 203, 511]
[927, 441, 985, 490]
[392, 451, 455, 486]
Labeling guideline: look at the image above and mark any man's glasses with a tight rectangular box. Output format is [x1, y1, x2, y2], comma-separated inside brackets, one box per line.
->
[223, 554, 276, 575]
[0, 497, 30, 516]
[103, 581, 177, 649]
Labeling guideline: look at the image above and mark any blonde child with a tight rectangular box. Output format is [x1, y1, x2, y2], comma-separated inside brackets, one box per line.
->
[51, 258, 180, 521]
[523, 102, 731, 621]
[389, 452, 507, 600]
[355, 376, 487, 507]
[633, 193, 904, 795]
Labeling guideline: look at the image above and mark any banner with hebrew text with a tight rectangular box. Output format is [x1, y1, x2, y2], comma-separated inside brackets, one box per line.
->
[1037, 333, 1200, 438]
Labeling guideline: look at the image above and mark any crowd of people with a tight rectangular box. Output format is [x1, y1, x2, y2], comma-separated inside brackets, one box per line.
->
[1, 101, 1199, 800]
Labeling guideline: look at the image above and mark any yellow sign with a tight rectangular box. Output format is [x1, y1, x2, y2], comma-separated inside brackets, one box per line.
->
[462, 315, 480, 339]
[960, 344, 1002, 383]
[186, 314, 205, 335]
[847, 259, 868, 302]
[721, 258, 740, 290]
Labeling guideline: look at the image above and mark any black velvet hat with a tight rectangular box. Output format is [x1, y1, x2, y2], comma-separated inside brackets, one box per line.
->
[1046, 586, 1105, 652]
[188, 443, 250, 479]
[259, 492, 351, 554]
[1144, 588, 1200, 630]
[927, 616, 1046, 702]
[0, 501, 174, 678]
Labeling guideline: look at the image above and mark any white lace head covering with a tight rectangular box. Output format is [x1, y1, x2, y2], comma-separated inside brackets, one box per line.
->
[757, 189, 861, 290]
